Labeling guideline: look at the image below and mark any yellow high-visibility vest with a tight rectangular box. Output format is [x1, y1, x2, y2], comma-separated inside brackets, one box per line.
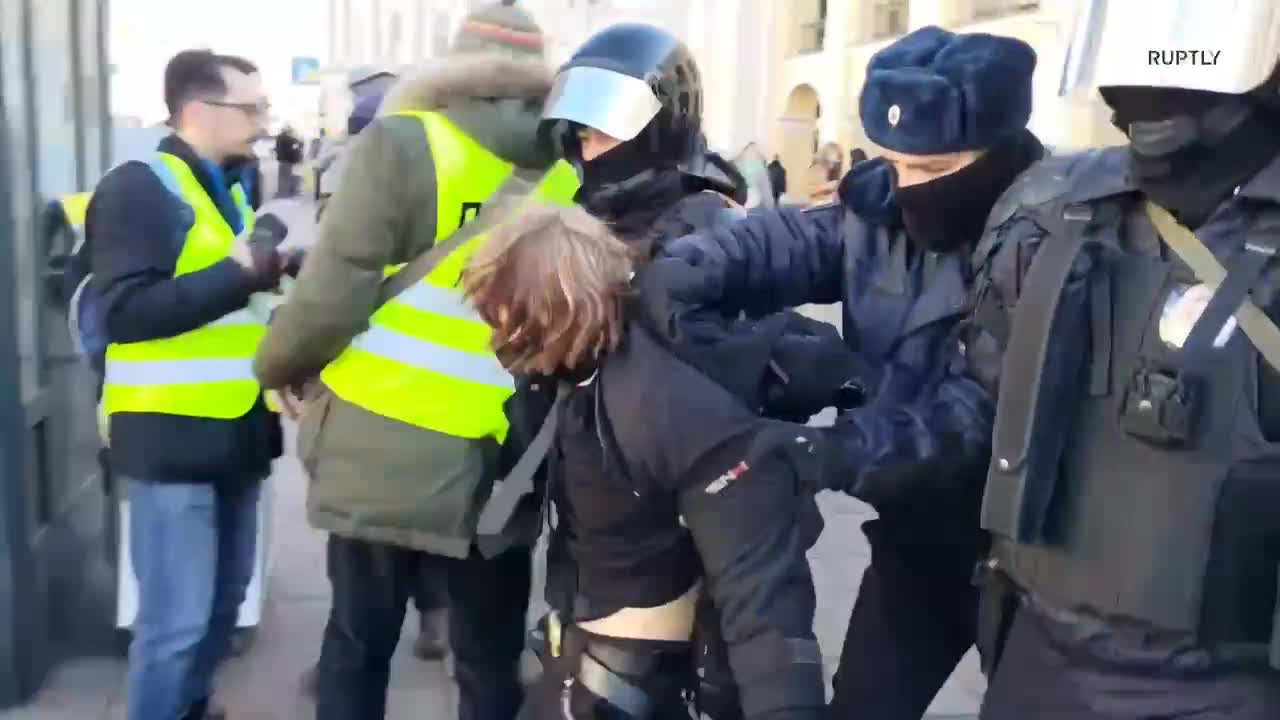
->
[60, 192, 91, 228]
[320, 111, 580, 442]
[101, 152, 265, 420]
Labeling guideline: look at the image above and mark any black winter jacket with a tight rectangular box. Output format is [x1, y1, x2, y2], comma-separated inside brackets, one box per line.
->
[546, 183, 860, 720]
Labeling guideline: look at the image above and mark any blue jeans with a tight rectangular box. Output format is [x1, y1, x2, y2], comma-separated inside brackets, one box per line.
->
[126, 477, 261, 720]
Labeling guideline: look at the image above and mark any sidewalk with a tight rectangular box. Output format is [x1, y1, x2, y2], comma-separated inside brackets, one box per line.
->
[0, 435, 984, 720]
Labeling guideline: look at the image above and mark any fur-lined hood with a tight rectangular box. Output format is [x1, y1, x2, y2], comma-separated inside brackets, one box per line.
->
[377, 53, 556, 169]
[380, 54, 553, 115]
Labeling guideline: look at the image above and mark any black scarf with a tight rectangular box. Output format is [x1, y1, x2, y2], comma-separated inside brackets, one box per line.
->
[578, 169, 701, 242]
[891, 129, 1044, 254]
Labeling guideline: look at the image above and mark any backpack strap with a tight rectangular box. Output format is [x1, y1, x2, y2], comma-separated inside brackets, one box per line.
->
[984, 201, 1098, 544]
[1146, 203, 1280, 374]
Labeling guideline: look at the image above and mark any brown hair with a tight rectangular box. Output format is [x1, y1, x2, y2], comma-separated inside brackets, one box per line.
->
[462, 204, 633, 375]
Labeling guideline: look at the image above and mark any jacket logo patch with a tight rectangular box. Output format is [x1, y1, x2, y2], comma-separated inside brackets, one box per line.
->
[1159, 283, 1237, 349]
[705, 461, 750, 494]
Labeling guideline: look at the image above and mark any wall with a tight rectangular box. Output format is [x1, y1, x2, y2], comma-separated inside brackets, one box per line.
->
[0, 0, 116, 707]
[773, 0, 1124, 172]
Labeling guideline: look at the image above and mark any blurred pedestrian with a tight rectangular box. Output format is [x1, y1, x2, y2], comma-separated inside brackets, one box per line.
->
[767, 153, 787, 204]
[275, 125, 303, 197]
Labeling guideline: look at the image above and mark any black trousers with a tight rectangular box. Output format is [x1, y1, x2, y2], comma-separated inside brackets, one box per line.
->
[982, 607, 1280, 720]
[316, 534, 532, 720]
[409, 554, 447, 613]
[828, 516, 985, 720]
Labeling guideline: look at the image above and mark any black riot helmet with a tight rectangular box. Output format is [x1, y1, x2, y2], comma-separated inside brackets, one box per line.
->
[541, 23, 705, 189]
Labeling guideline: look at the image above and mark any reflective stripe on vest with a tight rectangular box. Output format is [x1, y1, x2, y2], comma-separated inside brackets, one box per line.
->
[320, 111, 581, 441]
[102, 152, 263, 420]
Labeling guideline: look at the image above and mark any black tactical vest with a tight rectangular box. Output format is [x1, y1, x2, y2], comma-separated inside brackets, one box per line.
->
[980, 182, 1280, 659]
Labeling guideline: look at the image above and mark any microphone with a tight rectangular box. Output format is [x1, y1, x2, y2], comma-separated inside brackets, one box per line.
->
[250, 213, 289, 249]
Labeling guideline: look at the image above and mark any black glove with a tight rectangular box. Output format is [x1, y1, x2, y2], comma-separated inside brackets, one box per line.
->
[761, 312, 867, 422]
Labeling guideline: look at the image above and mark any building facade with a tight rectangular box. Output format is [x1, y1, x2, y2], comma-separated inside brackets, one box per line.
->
[110, 0, 329, 132]
[322, 0, 782, 156]
[769, 0, 1124, 196]
[0, 0, 117, 707]
[519, 0, 778, 156]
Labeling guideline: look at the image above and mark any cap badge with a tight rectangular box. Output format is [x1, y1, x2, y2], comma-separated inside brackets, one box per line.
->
[888, 104, 901, 127]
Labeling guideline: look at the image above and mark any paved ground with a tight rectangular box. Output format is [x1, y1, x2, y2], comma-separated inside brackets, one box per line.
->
[0, 204, 985, 719]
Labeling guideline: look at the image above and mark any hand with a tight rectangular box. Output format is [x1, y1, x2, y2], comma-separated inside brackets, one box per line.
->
[229, 235, 258, 272]
[269, 378, 315, 421]
[230, 232, 286, 291]
[658, 233, 720, 267]
[267, 389, 300, 420]
[636, 257, 725, 308]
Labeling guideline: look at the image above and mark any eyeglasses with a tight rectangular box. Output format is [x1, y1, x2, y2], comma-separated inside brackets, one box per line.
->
[201, 99, 271, 117]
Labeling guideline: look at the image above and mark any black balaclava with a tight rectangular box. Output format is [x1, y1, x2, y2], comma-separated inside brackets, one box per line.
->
[1101, 86, 1280, 229]
[892, 129, 1042, 254]
[557, 120, 673, 192]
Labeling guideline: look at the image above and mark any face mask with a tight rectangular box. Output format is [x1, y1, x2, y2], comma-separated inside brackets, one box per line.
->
[1102, 87, 1280, 228]
[579, 138, 661, 189]
[892, 131, 1036, 253]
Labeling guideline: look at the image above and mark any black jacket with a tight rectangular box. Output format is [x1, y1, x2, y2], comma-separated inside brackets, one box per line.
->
[87, 135, 282, 485]
[546, 184, 858, 719]
[548, 291, 852, 720]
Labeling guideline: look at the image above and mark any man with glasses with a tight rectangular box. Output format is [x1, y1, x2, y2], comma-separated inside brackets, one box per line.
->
[86, 49, 287, 720]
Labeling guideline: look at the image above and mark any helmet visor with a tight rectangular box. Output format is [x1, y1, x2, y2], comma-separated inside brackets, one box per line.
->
[542, 66, 662, 143]
[1060, 0, 1280, 97]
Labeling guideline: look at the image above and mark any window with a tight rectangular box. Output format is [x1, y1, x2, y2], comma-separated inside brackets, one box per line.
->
[794, 0, 827, 54]
[796, 20, 825, 53]
[972, 0, 1041, 22]
[870, 0, 909, 40]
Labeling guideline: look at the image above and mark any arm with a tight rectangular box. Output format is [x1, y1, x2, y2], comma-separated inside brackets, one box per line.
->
[656, 204, 847, 316]
[90, 164, 262, 343]
[818, 348, 995, 509]
[253, 117, 431, 389]
[677, 437, 826, 720]
[815, 211, 1064, 506]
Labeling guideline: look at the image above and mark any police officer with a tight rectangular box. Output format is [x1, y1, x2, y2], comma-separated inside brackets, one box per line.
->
[541, 23, 746, 255]
[963, 3, 1280, 717]
[538, 24, 783, 719]
[659, 26, 1042, 719]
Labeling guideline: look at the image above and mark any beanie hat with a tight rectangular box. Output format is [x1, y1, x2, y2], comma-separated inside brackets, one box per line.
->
[859, 25, 1036, 155]
[450, 1, 545, 59]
